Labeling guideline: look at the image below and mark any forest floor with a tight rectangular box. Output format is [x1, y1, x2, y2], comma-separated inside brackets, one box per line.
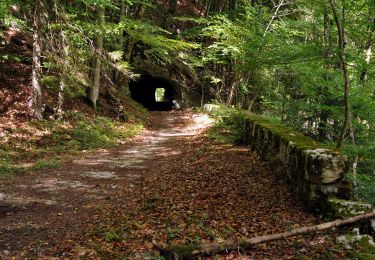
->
[0, 110, 348, 259]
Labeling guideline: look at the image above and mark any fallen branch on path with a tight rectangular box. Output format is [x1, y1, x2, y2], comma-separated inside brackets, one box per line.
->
[154, 210, 375, 259]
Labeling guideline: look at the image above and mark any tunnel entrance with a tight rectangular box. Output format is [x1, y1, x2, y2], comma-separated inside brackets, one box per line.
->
[129, 75, 175, 111]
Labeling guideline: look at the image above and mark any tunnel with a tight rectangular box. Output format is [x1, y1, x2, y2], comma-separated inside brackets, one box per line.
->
[129, 75, 177, 111]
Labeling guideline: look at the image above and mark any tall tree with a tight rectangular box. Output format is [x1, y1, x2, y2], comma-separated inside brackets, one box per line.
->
[31, 0, 43, 119]
[88, 6, 105, 110]
[123, 3, 145, 62]
[329, 0, 350, 148]
[51, 0, 69, 119]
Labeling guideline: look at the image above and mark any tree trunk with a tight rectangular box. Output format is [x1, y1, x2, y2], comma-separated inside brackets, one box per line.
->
[119, 0, 128, 49]
[56, 29, 68, 120]
[31, 0, 43, 120]
[211, 0, 220, 12]
[167, 0, 178, 16]
[225, 61, 238, 106]
[88, 7, 105, 110]
[226, 81, 236, 106]
[205, 0, 212, 17]
[349, 119, 358, 195]
[360, 40, 373, 82]
[113, 0, 128, 85]
[319, 6, 333, 140]
[200, 83, 205, 107]
[162, 0, 178, 29]
[53, 0, 68, 120]
[248, 95, 258, 112]
[323, 5, 333, 66]
[329, 0, 350, 148]
[228, 0, 237, 11]
[123, 4, 145, 62]
[264, 0, 285, 36]
[360, 18, 374, 82]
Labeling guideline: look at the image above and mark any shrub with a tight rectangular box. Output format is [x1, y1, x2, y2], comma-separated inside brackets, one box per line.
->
[207, 106, 248, 144]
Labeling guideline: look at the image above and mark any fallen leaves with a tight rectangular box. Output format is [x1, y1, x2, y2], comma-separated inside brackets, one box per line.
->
[0, 111, 349, 258]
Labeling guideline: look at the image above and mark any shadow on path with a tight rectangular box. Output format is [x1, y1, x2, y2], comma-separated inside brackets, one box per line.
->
[0, 111, 342, 258]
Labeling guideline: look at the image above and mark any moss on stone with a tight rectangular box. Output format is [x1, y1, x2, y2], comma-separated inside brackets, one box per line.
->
[343, 235, 375, 259]
[243, 111, 337, 152]
[327, 198, 373, 218]
[356, 252, 375, 260]
[205, 105, 337, 151]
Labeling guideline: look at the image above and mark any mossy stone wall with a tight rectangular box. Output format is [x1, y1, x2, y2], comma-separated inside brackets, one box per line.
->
[241, 115, 351, 209]
[205, 105, 352, 211]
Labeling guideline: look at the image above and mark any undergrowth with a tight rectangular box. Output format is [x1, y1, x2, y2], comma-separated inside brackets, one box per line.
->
[206, 107, 248, 144]
[354, 171, 375, 206]
[0, 110, 146, 174]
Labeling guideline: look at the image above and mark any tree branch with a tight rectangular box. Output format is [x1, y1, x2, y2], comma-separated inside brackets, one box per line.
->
[155, 210, 375, 258]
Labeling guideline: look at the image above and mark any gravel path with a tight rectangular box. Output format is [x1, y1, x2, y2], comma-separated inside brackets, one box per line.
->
[0, 111, 343, 258]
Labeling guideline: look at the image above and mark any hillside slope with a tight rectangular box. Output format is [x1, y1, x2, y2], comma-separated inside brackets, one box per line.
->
[0, 27, 148, 174]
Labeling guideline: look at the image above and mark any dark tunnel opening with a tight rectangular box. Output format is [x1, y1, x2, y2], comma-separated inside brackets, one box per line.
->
[129, 75, 176, 111]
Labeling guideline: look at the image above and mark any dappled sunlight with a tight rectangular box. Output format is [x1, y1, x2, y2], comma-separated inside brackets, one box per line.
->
[32, 179, 92, 192]
[72, 112, 212, 172]
[158, 132, 198, 137]
[1, 0, 374, 256]
[0, 193, 57, 206]
[0, 110, 349, 258]
[83, 171, 120, 180]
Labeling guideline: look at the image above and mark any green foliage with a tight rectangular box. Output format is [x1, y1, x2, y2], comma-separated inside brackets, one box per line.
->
[155, 88, 165, 102]
[32, 158, 60, 171]
[0, 53, 27, 62]
[0, 143, 25, 174]
[70, 119, 127, 148]
[207, 105, 335, 151]
[0, 163, 26, 175]
[71, 117, 116, 149]
[1, 111, 144, 174]
[356, 173, 375, 206]
[89, 226, 125, 243]
[68, 113, 143, 150]
[207, 106, 249, 145]
[0, 0, 22, 26]
[76, 0, 118, 9]
[103, 230, 123, 243]
[1, 0, 374, 205]
[182, 0, 375, 204]
[117, 17, 198, 60]
[343, 235, 375, 259]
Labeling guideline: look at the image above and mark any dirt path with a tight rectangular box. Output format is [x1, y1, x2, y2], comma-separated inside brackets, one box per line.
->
[0, 111, 343, 258]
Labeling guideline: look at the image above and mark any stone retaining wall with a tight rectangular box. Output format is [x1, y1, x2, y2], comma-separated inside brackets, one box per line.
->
[204, 105, 352, 211]
[242, 116, 352, 209]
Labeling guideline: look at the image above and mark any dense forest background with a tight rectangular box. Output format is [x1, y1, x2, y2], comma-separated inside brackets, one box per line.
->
[0, 0, 374, 204]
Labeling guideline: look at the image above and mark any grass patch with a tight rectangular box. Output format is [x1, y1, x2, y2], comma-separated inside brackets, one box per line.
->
[0, 110, 146, 174]
[0, 163, 26, 174]
[32, 158, 60, 171]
